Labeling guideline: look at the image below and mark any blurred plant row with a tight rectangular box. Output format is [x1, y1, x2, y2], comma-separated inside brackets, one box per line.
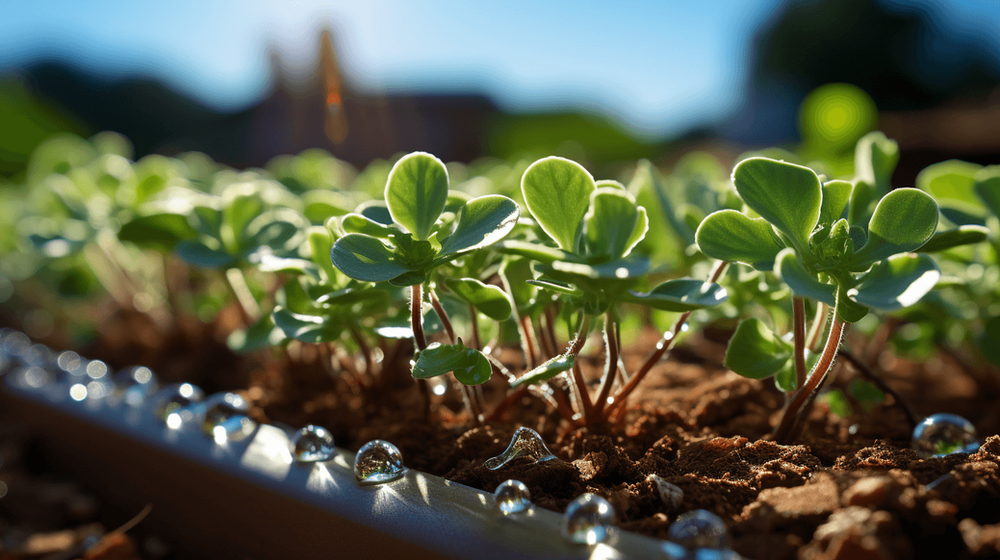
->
[1, 130, 998, 439]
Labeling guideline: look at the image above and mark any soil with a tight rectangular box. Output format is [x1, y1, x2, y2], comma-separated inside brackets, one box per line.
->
[6, 305, 1000, 560]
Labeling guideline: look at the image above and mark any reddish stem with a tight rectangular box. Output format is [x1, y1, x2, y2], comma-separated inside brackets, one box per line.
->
[429, 289, 456, 344]
[519, 315, 539, 369]
[593, 312, 620, 417]
[605, 260, 728, 417]
[411, 284, 427, 351]
[793, 297, 807, 390]
[774, 317, 846, 443]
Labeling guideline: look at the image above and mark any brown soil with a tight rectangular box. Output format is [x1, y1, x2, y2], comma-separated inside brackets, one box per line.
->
[11, 307, 1000, 559]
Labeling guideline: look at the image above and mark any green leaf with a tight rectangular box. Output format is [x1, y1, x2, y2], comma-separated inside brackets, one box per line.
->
[818, 389, 852, 418]
[493, 240, 578, 265]
[775, 248, 837, 306]
[243, 208, 308, 255]
[439, 195, 520, 256]
[527, 277, 583, 296]
[227, 315, 286, 353]
[117, 213, 197, 251]
[510, 354, 575, 388]
[916, 225, 990, 253]
[222, 189, 265, 251]
[835, 284, 869, 323]
[411, 342, 492, 385]
[444, 277, 514, 321]
[625, 278, 728, 311]
[723, 318, 792, 380]
[316, 286, 388, 308]
[308, 227, 339, 281]
[849, 253, 940, 311]
[917, 159, 982, 214]
[175, 240, 235, 269]
[851, 188, 938, 267]
[330, 234, 410, 282]
[819, 180, 853, 226]
[385, 152, 449, 240]
[521, 156, 596, 251]
[272, 306, 343, 343]
[387, 269, 427, 287]
[731, 157, 822, 250]
[974, 166, 1000, 219]
[854, 131, 899, 194]
[340, 213, 398, 237]
[499, 256, 537, 311]
[695, 209, 787, 270]
[583, 187, 645, 259]
[252, 253, 317, 276]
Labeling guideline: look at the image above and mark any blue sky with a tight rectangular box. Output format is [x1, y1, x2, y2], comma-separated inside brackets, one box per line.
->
[2, 0, 999, 138]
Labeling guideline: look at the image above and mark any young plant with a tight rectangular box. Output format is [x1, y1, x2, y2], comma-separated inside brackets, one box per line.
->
[695, 154, 946, 442]
[330, 152, 520, 391]
[499, 157, 728, 425]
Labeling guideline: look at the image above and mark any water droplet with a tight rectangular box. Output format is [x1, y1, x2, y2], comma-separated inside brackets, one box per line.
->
[11, 366, 52, 389]
[56, 350, 81, 373]
[912, 413, 980, 458]
[113, 366, 159, 407]
[848, 424, 859, 435]
[428, 376, 448, 396]
[153, 383, 204, 427]
[354, 440, 406, 485]
[1, 332, 30, 358]
[669, 509, 729, 550]
[292, 425, 336, 463]
[494, 479, 531, 515]
[202, 392, 255, 443]
[21, 344, 55, 368]
[484, 427, 559, 470]
[562, 493, 616, 545]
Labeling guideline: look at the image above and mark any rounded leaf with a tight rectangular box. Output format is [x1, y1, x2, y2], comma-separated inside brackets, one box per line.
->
[273, 307, 343, 343]
[521, 156, 595, 251]
[444, 277, 514, 321]
[411, 342, 492, 385]
[775, 248, 837, 306]
[385, 152, 449, 240]
[510, 354, 575, 388]
[330, 234, 409, 282]
[848, 253, 940, 311]
[724, 318, 792, 380]
[695, 209, 786, 270]
[584, 187, 645, 259]
[626, 278, 728, 311]
[439, 195, 520, 256]
[851, 188, 938, 267]
[732, 157, 822, 250]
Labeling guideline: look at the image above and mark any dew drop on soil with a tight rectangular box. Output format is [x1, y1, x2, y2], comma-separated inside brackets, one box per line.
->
[668, 509, 730, 550]
[153, 383, 205, 427]
[202, 392, 256, 443]
[484, 427, 558, 470]
[912, 413, 980, 458]
[113, 366, 160, 407]
[292, 425, 336, 463]
[494, 479, 531, 515]
[561, 493, 616, 545]
[354, 440, 406, 485]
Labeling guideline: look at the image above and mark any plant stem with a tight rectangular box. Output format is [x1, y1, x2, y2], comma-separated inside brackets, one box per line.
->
[793, 297, 807, 390]
[543, 306, 560, 358]
[605, 260, 729, 417]
[807, 302, 828, 352]
[223, 268, 261, 326]
[518, 315, 539, 369]
[774, 316, 846, 443]
[593, 311, 620, 417]
[410, 283, 427, 351]
[469, 303, 481, 350]
[428, 288, 455, 344]
[567, 313, 594, 423]
[837, 348, 920, 429]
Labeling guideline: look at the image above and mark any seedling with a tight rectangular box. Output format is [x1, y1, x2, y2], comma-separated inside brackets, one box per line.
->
[498, 156, 727, 425]
[696, 145, 950, 442]
[330, 152, 520, 393]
